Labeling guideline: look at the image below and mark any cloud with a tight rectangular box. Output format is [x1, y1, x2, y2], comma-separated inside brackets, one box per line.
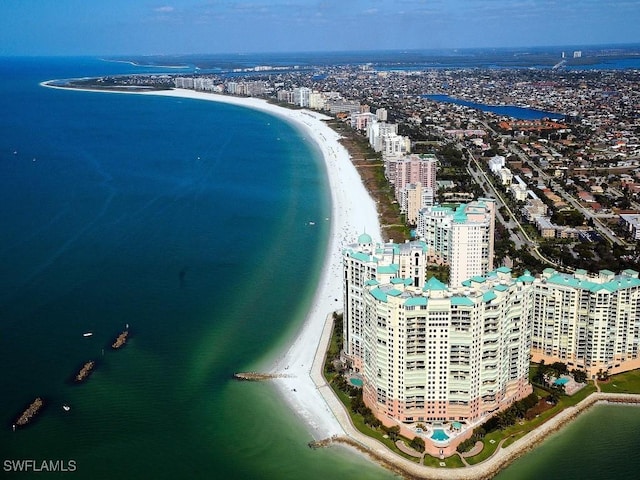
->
[154, 6, 174, 13]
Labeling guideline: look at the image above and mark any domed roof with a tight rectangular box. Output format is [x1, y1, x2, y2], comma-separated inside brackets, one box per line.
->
[358, 232, 373, 244]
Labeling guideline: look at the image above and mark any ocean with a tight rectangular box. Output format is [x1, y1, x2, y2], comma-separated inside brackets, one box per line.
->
[1, 56, 639, 480]
[0, 57, 391, 479]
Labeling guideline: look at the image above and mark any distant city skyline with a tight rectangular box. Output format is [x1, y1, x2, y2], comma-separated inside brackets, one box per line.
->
[1, 0, 638, 56]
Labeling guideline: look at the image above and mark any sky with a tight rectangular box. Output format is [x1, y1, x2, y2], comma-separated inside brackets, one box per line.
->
[0, 0, 638, 56]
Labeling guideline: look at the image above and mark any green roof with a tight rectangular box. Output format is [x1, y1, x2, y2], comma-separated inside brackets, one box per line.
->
[453, 204, 468, 223]
[405, 297, 428, 307]
[423, 276, 447, 291]
[494, 284, 508, 292]
[546, 272, 640, 293]
[451, 296, 474, 307]
[497, 266, 511, 274]
[391, 277, 412, 286]
[388, 288, 403, 297]
[358, 232, 373, 244]
[348, 251, 372, 263]
[517, 270, 535, 283]
[370, 287, 387, 302]
[378, 264, 399, 274]
[470, 276, 486, 284]
[483, 291, 497, 303]
[364, 279, 379, 287]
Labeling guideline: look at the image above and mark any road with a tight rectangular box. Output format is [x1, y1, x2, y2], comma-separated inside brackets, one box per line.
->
[507, 143, 625, 247]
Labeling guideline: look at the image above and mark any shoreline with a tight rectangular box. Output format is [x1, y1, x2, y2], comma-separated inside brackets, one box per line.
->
[41, 81, 383, 438]
[41, 81, 640, 478]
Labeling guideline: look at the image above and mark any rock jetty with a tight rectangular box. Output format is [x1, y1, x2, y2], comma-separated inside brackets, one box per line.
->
[14, 397, 44, 428]
[75, 360, 96, 383]
[233, 372, 292, 381]
[111, 330, 129, 350]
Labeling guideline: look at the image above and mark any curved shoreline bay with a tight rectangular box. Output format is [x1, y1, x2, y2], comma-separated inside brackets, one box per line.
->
[43, 80, 640, 479]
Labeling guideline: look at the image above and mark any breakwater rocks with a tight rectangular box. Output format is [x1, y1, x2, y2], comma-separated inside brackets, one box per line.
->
[111, 330, 129, 350]
[74, 361, 96, 383]
[13, 397, 44, 429]
[233, 372, 293, 381]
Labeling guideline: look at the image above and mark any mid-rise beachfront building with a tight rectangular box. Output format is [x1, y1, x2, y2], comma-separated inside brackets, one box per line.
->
[417, 199, 496, 287]
[342, 234, 429, 372]
[530, 268, 640, 378]
[400, 183, 435, 225]
[359, 267, 533, 426]
[368, 122, 398, 153]
[293, 87, 311, 107]
[385, 154, 438, 198]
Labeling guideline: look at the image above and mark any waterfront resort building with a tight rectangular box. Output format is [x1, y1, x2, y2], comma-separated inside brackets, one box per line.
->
[342, 234, 640, 437]
[530, 268, 640, 378]
[359, 267, 533, 428]
[416, 198, 496, 287]
[342, 234, 429, 373]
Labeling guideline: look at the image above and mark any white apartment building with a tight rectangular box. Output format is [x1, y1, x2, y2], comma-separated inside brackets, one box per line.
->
[344, 230, 640, 440]
[342, 234, 429, 372]
[531, 268, 640, 378]
[376, 108, 388, 121]
[293, 87, 311, 107]
[360, 267, 532, 426]
[368, 122, 398, 153]
[417, 199, 496, 287]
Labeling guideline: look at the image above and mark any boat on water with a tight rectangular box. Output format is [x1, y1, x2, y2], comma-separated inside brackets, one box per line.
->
[62, 404, 71, 412]
[83, 332, 93, 337]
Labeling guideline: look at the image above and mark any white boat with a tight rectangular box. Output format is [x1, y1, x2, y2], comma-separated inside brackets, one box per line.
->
[83, 332, 93, 337]
[62, 404, 71, 412]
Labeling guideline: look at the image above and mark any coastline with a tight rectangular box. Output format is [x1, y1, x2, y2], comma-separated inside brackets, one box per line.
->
[40, 81, 640, 478]
[42, 82, 383, 439]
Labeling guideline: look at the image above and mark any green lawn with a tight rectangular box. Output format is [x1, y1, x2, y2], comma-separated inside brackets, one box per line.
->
[423, 454, 465, 468]
[326, 378, 421, 463]
[600, 369, 640, 394]
[465, 382, 598, 465]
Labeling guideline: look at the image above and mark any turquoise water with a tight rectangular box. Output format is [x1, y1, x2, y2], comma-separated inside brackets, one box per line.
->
[349, 378, 363, 387]
[0, 57, 392, 479]
[555, 378, 569, 385]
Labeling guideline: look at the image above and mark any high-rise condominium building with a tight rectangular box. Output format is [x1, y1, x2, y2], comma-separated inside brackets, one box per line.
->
[531, 268, 640, 378]
[342, 234, 428, 373]
[417, 199, 496, 287]
[359, 266, 533, 426]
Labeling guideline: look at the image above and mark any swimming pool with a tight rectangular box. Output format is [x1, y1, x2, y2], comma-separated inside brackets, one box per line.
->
[554, 377, 569, 386]
[431, 428, 450, 442]
[349, 377, 363, 387]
